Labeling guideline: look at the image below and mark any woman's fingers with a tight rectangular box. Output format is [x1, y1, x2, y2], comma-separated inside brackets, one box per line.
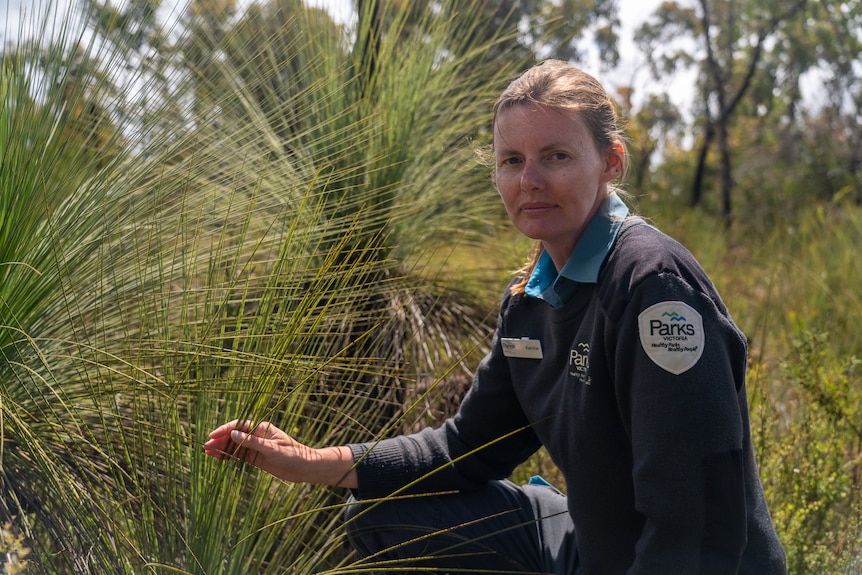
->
[203, 420, 249, 459]
[202, 420, 280, 460]
[208, 419, 254, 439]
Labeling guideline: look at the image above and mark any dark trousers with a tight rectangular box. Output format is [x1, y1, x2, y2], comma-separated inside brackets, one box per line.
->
[344, 479, 579, 574]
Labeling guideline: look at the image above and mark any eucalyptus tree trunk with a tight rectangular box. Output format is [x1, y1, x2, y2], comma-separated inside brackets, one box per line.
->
[691, 0, 806, 225]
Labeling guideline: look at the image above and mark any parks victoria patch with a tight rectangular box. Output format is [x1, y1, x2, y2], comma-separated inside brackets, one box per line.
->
[637, 301, 705, 375]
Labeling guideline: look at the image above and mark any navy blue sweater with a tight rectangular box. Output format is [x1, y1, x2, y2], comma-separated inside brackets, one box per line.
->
[350, 220, 786, 574]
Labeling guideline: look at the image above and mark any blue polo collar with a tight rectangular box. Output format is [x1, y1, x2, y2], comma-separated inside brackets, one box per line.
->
[525, 193, 629, 307]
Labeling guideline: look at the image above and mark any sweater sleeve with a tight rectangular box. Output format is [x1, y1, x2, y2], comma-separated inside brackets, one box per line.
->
[612, 271, 749, 575]
[348, 302, 541, 500]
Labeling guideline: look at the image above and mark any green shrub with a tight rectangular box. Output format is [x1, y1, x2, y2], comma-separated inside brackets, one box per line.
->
[0, 520, 30, 574]
[752, 328, 861, 574]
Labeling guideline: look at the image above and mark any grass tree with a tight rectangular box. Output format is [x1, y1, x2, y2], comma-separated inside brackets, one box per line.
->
[1, 0, 531, 573]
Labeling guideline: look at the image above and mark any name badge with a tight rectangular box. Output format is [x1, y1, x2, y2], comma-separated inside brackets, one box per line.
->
[501, 337, 543, 359]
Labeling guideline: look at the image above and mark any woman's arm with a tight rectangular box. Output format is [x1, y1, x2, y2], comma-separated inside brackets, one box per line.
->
[616, 273, 749, 574]
[203, 420, 358, 489]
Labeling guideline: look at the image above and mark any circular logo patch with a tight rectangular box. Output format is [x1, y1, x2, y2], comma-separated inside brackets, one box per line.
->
[637, 301, 705, 375]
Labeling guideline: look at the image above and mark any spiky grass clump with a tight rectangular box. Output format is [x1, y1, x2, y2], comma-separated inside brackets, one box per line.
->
[2, 1, 529, 572]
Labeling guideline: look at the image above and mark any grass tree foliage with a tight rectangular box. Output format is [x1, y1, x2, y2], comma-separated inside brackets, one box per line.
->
[1, 1, 528, 572]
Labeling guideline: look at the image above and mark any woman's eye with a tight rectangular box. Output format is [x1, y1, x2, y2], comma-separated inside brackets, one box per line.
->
[549, 152, 569, 161]
[501, 157, 522, 166]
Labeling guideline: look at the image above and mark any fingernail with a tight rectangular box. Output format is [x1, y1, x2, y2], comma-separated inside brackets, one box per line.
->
[231, 430, 242, 442]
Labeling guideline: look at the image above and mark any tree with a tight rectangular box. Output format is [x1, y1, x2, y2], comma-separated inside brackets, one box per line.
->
[635, 0, 808, 223]
[349, 0, 623, 69]
[773, 0, 862, 205]
[84, 0, 186, 145]
[530, 0, 621, 67]
[618, 88, 684, 192]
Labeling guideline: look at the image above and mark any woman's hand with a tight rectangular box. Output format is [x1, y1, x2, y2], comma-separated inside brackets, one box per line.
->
[203, 420, 358, 489]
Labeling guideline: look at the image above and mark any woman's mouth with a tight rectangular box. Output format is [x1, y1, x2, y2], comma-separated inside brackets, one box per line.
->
[520, 202, 556, 213]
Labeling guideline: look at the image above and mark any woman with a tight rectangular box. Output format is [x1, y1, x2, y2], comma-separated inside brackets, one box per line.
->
[204, 60, 787, 574]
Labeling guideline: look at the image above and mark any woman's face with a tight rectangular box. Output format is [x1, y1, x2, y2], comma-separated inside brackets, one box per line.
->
[493, 103, 621, 270]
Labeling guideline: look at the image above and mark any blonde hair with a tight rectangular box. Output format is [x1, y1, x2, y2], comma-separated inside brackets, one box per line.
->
[493, 60, 628, 295]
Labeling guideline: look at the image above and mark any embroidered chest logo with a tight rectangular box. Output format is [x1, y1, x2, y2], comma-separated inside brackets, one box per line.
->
[637, 301, 705, 375]
[569, 342, 591, 385]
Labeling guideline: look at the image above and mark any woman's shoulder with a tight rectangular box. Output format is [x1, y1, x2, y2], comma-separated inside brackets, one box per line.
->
[499, 276, 531, 314]
[598, 217, 717, 303]
[609, 217, 697, 266]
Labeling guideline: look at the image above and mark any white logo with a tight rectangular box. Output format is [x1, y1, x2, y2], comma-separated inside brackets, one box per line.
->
[569, 342, 591, 385]
[637, 301, 704, 375]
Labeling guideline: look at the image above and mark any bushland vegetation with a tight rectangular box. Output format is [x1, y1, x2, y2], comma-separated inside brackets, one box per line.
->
[1, 0, 859, 573]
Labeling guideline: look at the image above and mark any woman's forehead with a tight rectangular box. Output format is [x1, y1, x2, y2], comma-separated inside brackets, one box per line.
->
[493, 105, 588, 145]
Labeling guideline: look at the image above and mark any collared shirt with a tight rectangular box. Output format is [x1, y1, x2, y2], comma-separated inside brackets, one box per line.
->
[525, 192, 630, 307]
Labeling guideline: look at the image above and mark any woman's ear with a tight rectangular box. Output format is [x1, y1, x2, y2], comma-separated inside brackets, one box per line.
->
[602, 143, 625, 181]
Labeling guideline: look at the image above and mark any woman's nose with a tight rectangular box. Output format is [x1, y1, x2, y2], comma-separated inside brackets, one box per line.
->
[520, 160, 543, 191]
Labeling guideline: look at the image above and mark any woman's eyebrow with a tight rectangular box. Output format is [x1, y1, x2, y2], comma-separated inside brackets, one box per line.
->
[494, 146, 519, 157]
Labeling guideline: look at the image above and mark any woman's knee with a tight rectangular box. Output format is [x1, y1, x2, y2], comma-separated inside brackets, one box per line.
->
[342, 494, 425, 557]
[340, 483, 548, 567]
